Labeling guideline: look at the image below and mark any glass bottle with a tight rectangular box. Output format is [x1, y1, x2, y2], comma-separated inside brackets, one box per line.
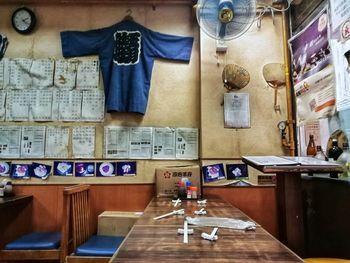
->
[328, 138, 343, 161]
[314, 145, 326, 160]
[306, 134, 316, 156]
[337, 142, 350, 177]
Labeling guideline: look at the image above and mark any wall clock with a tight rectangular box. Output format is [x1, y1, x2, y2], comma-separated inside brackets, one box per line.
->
[11, 7, 36, 34]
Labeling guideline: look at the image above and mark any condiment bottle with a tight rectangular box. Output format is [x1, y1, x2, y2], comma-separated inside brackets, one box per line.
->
[314, 145, 327, 160]
[306, 134, 316, 156]
[177, 182, 187, 200]
[190, 186, 198, 199]
[328, 138, 343, 161]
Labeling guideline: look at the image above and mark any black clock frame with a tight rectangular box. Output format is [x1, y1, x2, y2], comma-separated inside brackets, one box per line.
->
[11, 7, 36, 35]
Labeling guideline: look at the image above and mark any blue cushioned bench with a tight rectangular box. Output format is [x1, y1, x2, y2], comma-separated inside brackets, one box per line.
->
[5, 232, 61, 250]
[74, 235, 124, 257]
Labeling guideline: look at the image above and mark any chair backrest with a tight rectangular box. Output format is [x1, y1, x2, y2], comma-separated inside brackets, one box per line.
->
[60, 184, 91, 260]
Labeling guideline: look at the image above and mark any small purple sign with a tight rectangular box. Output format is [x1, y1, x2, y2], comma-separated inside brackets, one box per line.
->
[0, 162, 11, 176]
[30, 163, 52, 180]
[53, 161, 73, 176]
[96, 162, 115, 177]
[11, 164, 30, 179]
[75, 162, 95, 177]
[116, 162, 136, 176]
[202, 163, 225, 182]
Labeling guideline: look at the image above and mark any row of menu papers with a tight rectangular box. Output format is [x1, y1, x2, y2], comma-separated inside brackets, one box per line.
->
[104, 127, 199, 160]
[0, 58, 99, 89]
[0, 126, 95, 158]
[1, 89, 105, 122]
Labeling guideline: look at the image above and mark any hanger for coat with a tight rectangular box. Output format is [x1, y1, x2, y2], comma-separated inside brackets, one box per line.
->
[123, 9, 134, 21]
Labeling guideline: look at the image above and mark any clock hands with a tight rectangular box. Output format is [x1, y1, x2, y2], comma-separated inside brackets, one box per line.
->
[22, 18, 30, 25]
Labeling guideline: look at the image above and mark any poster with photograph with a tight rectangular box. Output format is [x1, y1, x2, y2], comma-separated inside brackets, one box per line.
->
[53, 161, 73, 176]
[0, 161, 11, 176]
[289, 8, 336, 124]
[30, 163, 52, 180]
[116, 161, 136, 176]
[10, 164, 30, 179]
[289, 8, 331, 85]
[202, 163, 225, 182]
[96, 162, 115, 177]
[226, 164, 248, 180]
[75, 162, 95, 177]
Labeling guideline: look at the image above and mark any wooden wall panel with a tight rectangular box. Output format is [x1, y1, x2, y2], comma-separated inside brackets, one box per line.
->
[203, 186, 278, 237]
[13, 185, 62, 232]
[12, 184, 155, 235]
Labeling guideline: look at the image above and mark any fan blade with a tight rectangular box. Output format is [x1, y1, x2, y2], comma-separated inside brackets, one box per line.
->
[219, 22, 227, 39]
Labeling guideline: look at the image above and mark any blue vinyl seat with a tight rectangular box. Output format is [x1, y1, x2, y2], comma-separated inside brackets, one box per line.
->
[5, 232, 61, 250]
[74, 235, 124, 257]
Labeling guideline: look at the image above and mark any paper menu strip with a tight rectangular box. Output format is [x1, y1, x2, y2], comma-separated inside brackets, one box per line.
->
[30, 59, 55, 87]
[81, 89, 105, 122]
[129, 127, 153, 159]
[20, 126, 46, 158]
[45, 127, 69, 158]
[76, 59, 99, 89]
[6, 89, 30, 121]
[152, 127, 176, 159]
[72, 126, 95, 158]
[175, 128, 198, 160]
[104, 126, 130, 158]
[54, 60, 77, 89]
[0, 126, 21, 158]
[29, 89, 54, 121]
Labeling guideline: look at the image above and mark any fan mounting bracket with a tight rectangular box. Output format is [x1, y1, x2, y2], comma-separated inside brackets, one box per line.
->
[216, 39, 227, 53]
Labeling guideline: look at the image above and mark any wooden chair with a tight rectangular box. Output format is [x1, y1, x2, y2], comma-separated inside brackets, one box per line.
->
[64, 185, 124, 263]
[0, 185, 79, 263]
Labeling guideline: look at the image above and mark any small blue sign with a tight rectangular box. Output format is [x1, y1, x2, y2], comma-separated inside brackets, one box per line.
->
[116, 162, 136, 176]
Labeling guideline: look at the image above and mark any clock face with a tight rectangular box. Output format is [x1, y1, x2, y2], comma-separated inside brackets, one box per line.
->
[12, 7, 36, 34]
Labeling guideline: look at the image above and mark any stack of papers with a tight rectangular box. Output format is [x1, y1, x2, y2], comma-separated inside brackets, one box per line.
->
[242, 156, 340, 166]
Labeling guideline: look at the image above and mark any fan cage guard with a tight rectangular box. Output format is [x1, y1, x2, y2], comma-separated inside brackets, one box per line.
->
[196, 0, 256, 41]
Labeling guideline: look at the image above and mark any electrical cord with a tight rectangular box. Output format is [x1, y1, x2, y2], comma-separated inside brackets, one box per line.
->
[255, 0, 294, 21]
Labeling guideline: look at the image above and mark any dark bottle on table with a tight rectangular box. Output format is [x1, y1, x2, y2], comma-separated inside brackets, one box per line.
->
[306, 134, 316, 156]
[328, 138, 343, 161]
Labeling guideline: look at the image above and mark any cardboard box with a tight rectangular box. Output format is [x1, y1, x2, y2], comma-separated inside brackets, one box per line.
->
[156, 165, 201, 198]
[97, 211, 142, 236]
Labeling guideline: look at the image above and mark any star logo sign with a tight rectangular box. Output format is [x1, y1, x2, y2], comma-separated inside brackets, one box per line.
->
[163, 171, 171, 179]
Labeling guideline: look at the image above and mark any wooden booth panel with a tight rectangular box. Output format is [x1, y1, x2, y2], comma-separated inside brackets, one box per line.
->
[203, 186, 278, 237]
[12, 184, 155, 236]
[7, 185, 277, 243]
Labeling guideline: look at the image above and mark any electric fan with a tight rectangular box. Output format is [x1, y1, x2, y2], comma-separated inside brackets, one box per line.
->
[196, 0, 256, 40]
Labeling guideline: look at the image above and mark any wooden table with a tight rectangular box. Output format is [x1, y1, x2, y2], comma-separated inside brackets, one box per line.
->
[110, 198, 303, 263]
[0, 195, 32, 208]
[242, 156, 343, 257]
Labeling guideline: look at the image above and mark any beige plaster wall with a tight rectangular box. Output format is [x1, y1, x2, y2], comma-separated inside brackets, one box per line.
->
[200, 14, 289, 159]
[0, 3, 199, 184]
[1, 3, 289, 185]
[200, 14, 290, 183]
